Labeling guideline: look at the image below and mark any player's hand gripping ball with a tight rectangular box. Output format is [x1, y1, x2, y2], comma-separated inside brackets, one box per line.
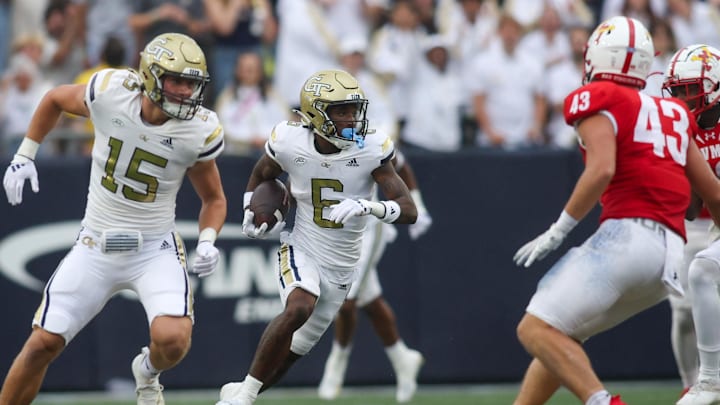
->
[249, 179, 290, 229]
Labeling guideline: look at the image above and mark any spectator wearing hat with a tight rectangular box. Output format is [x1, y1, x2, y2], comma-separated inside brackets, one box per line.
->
[401, 34, 462, 152]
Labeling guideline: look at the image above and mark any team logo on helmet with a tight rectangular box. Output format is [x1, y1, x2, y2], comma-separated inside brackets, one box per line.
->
[593, 22, 615, 45]
[304, 77, 334, 96]
[690, 46, 720, 71]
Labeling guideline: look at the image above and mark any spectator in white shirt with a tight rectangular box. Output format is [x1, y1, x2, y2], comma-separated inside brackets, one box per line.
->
[468, 13, 545, 149]
[215, 51, 289, 156]
[401, 34, 462, 152]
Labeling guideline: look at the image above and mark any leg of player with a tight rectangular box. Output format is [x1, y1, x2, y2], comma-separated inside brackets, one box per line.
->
[218, 288, 317, 405]
[515, 314, 611, 405]
[679, 257, 720, 405]
[364, 297, 424, 403]
[670, 301, 699, 394]
[513, 358, 563, 405]
[0, 328, 65, 405]
[318, 299, 358, 400]
[671, 220, 704, 396]
[132, 315, 192, 405]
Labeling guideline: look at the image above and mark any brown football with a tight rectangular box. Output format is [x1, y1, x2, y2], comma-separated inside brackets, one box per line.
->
[249, 179, 290, 228]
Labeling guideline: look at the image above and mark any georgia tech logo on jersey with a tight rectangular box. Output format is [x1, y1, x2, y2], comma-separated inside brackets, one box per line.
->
[304, 76, 333, 96]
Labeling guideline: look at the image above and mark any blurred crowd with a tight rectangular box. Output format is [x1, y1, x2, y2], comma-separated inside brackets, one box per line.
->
[1, 0, 720, 158]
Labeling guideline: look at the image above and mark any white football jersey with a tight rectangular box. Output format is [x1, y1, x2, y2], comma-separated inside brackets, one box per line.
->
[82, 68, 224, 239]
[267, 121, 394, 270]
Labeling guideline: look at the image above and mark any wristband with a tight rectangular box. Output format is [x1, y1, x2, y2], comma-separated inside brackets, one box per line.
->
[243, 191, 253, 209]
[16, 138, 40, 161]
[554, 210, 578, 234]
[379, 200, 401, 223]
[410, 189, 427, 215]
[198, 227, 217, 243]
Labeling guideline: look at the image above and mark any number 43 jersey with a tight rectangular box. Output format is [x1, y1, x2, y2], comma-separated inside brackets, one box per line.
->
[82, 68, 224, 239]
[563, 80, 699, 239]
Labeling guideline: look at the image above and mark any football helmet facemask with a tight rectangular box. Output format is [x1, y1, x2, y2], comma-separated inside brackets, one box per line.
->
[139, 33, 210, 120]
[663, 44, 720, 115]
[295, 69, 369, 150]
[584, 16, 654, 89]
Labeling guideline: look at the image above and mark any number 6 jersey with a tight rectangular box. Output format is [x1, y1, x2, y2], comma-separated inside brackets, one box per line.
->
[564, 80, 699, 239]
[82, 68, 224, 239]
[266, 121, 395, 270]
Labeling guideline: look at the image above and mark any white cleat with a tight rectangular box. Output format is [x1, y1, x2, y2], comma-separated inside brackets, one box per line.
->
[395, 349, 424, 403]
[318, 348, 350, 400]
[215, 382, 253, 405]
[678, 379, 720, 405]
[131, 347, 165, 405]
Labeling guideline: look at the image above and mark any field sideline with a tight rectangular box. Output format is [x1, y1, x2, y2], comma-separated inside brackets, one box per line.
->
[33, 381, 682, 404]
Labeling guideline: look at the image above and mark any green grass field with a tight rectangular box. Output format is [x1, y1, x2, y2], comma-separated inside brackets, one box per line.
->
[33, 381, 681, 404]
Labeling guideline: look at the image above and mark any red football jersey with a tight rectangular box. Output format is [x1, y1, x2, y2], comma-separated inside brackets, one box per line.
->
[695, 122, 720, 218]
[564, 81, 698, 239]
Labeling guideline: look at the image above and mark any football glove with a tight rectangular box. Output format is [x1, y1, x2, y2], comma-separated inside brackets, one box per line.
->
[513, 223, 567, 268]
[190, 240, 219, 278]
[329, 199, 372, 224]
[408, 211, 433, 240]
[242, 209, 286, 239]
[3, 155, 39, 206]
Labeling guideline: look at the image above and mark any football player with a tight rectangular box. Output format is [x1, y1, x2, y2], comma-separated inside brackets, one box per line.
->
[512, 17, 720, 405]
[215, 69, 417, 405]
[0, 33, 226, 405]
[664, 44, 720, 405]
[318, 149, 432, 403]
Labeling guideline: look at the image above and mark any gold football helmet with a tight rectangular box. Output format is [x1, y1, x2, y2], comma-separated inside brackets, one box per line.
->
[138, 33, 210, 120]
[295, 69, 368, 149]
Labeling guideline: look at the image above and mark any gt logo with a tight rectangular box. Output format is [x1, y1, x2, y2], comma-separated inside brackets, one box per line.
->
[304, 78, 333, 96]
[145, 43, 174, 61]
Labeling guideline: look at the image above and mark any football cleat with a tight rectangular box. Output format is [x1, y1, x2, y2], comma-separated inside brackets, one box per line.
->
[394, 349, 424, 403]
[131, 347, 165, 405]
[318, 346, 350, 400]
[610, 395, 628, 405]
[677, 379, 720, 405]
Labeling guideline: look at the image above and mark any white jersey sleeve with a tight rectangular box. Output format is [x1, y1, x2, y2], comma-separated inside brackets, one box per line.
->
[82, 68, 225, 239]
[266, 121, 394, 270]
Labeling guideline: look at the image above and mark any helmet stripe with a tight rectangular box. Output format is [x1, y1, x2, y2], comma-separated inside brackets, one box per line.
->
[621, 17, 636, 74]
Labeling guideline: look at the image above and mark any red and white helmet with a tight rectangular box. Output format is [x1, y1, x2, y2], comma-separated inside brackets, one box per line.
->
[663, 44, 720, 114]
[584, 16, 654, 88]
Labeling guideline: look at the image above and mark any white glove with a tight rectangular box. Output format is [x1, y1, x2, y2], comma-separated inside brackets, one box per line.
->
[242, 209, 286, 239]
[4, 155, 39, 205]
[513, 223, 568, 268]
[191, 240, 219, 277]
[329, 199, 371, 224]
[409, 211, 432, 240]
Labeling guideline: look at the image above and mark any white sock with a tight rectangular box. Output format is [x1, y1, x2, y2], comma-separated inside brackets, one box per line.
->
[243, 374, 263, 399]
[698, 349, 720, 381]
[585, 390, 611, 405]
[332, 340, 352, 359]
[385, 340, 408, 368]
[141, 353, 160, 379]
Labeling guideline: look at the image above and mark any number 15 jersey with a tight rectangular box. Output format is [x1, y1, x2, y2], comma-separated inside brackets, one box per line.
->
[82, 68, 224, 239]
[564, 80, 698, 239]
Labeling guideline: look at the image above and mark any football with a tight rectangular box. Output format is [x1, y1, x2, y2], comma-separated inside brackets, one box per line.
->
[249, 179, 290, 228]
